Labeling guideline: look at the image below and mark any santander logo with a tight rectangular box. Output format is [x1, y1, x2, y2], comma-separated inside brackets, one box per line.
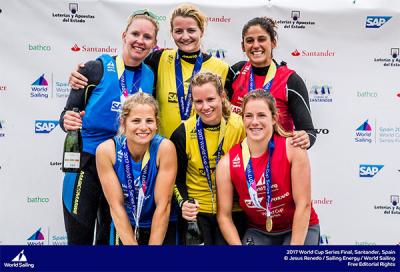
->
[71, 44, 81, 52]
[291, 49, 300, 56]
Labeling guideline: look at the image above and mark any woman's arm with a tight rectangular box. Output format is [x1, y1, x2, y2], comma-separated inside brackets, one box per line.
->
[148, 139, 177, 245]
[287, 72, 316, 149]
[96, 140, 137, 245]
[286, 138, 312, 245]
[216, 154, 242, 245]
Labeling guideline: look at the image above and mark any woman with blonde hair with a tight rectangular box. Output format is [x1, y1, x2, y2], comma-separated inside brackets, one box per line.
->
[171, 72, 246, 245]
[96, 92, 178, 245]
[216, 90, 319, 245]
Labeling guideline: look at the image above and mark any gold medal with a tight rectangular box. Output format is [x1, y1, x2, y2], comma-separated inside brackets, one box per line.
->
[266, 216, 273, 232]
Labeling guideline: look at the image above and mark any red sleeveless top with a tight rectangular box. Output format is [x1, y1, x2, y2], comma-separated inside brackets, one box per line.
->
[229, 134, 319, 232]
[231, 62, 295, 132]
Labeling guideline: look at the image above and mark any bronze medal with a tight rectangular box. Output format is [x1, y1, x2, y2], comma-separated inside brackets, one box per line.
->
[266, 216, 273, 232]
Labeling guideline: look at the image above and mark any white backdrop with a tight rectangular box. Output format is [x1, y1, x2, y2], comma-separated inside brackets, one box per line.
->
[0, 0, 399, 245]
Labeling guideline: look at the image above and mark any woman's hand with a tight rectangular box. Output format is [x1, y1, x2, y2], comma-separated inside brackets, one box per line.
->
[69, 63, 88, 89]
[63, 110, 85, 131]
[181, 199, 199, 221]
[291, 130, 310, 149]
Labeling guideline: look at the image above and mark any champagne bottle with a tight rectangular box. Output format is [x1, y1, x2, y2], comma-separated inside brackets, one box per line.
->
[185, 198, 204, 245]
[245, 237, 255, 245]
[62, 108, 82, 173]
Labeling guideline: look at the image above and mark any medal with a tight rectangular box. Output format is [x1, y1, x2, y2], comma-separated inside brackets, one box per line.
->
[266, 216, 273, 232]
[135, 227, 140, 244]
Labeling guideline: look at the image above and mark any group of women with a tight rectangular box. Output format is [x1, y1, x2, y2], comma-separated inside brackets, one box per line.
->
[60, 3, 319, 245]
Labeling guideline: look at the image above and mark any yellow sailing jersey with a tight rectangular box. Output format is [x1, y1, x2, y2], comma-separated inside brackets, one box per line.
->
[156, 49, 229, 138]
[184, 113, 245, 214]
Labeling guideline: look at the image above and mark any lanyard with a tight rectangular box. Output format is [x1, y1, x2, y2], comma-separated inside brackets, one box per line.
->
[195, 117, 226, 212]
[121, 138, 150, 231]
[116, 56, 143, 105]
[175, 51, 203, 121]
[242, 137, 275, 217]
[248, 61, 277, 92]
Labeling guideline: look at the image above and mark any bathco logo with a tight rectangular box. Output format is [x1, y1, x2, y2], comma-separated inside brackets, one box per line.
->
[28, 43, 51, 52]
[359, 164, 384, 178]
[309, 84, 332, 102]
[70, 43, 117, 54]
[3, 250, 35, 269]
[275, 11, 316, 29]
[365, 16, 392, 28]
[52, 2, 95, 23]
[291, 48, 335, 57]
[30, 74, 49, 98]
[373, 48, 400, 67]
[35, 120, 59, 134]
[355, 119, 373, 143]
[27, 228, 45, 245]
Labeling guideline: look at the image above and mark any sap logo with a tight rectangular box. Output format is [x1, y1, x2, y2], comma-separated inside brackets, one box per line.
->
[365, 16, 392, 28]
[316, 129, 329, 134]
[111, 101, 121, 112]
[359, 164, 384, 177]
[35, 120, 59, 133]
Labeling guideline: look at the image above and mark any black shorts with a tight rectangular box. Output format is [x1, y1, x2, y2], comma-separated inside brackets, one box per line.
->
[62, 152, 111, 245]
[184, 211, 247, 245]
[109, 221, 178, 245]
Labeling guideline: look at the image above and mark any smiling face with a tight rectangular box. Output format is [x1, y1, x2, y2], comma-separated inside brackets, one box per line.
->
[192, 82, 223, 126]
[122, 17, 157, 66]
[242, 24, 276, 67]
[242, 98, 276, 143]
[121, 104, 157, 146]
[171, 16, 203, 53]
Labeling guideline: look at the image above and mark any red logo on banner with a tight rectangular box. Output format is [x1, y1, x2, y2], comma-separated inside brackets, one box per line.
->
[397, 92, 400, 97]
[71, 44, 81, 52]
[291, 49, 300, 56]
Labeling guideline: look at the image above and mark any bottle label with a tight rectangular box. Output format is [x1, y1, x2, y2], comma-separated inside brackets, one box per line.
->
[63, 152, 80, 168]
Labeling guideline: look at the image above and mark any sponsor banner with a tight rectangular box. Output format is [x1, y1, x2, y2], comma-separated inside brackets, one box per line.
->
[28, 43, 51, 52]
[365, 16, 392, 28]
[276, 11, 316, 29]
[374, 48, 400, 67]
[0, 246, 398, 271]
[52, 3, 95, 23]
[206, 16, 231, 23]
[353, 119, 400, 144]
[26, 228, 67, 246]
[359, 164, 384, 178]
[70, 43, 117, 54]
[374, 195, 400, 215]
[309, 85, 333, 102]
[291, 49, 335, 57]
[35, 120, 59, 134]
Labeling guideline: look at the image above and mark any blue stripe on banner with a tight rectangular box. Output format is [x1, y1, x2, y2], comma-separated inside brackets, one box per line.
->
[0, 246, 398, 271]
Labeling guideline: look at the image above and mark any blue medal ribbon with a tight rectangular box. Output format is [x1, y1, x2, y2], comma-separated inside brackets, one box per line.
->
[121, 138, 150, 234]
[248, 61, 277, 92]
[242, 137, 275, 217]
[175, 51, 203, 121]
[195, 117, 226, 213]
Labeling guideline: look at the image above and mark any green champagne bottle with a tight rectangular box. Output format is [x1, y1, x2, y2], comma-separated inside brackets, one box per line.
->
[62, 108, 82, 173]
[185, 198, 204, 245]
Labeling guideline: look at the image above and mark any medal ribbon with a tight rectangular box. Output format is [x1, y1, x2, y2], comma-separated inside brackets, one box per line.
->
[242, 137, 275, 217]
[116, 56, 143, 106]
[248, 61, 277, 92]
[121, 138, 150, 234]
[196, 116, 226, 212]
[175, 51, 203, 121]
